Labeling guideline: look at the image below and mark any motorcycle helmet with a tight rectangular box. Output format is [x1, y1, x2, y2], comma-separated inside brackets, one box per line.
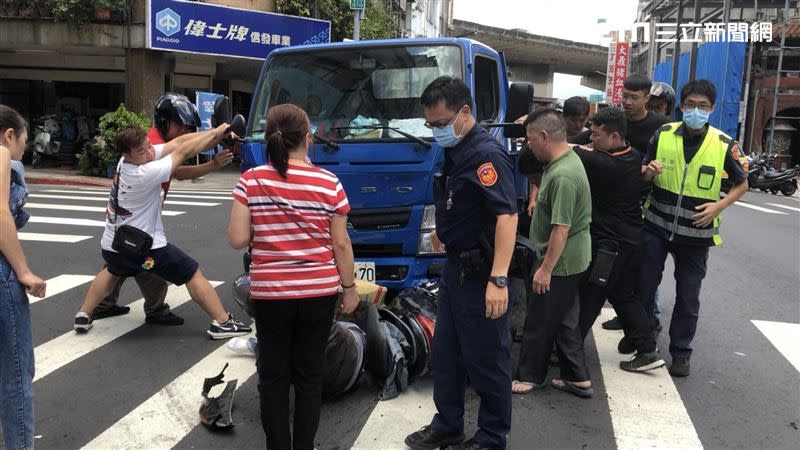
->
[648, 82, 675, 116]
[153, 93, 201, 140]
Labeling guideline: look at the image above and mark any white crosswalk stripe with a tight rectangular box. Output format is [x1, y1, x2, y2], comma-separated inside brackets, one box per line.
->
[30, 193, 221, 207]
[41, 189, 231, 201]
[18, 232, 93, 243]
[28, 274, 95, 304]
[733, 201, 788, 214]
[33, 282, 222, 383]
[766, 203, 800, 213]
[25, 202, 185, 216]
[27, 216, 107, 227]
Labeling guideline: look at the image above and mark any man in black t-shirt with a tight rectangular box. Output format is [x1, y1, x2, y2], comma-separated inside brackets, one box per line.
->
[573, 107, 665, 372]
[622, 74, 670, 154]
[563, 96, 592, 145]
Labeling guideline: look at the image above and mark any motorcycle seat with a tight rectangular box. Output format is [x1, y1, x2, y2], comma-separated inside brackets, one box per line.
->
[764, 171, 783, 178]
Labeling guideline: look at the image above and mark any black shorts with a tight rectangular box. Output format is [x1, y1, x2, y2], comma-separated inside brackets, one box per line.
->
[102, 243, 199, 286]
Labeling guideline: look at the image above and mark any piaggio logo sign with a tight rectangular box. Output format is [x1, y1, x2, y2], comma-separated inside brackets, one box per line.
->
[156, 8, 181, 37]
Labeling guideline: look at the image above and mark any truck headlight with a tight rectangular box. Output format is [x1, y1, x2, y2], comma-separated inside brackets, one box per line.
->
[421, 204, 436, 230]
[417, 230, 445, 256]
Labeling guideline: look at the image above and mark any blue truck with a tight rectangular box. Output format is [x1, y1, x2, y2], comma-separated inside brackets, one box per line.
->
[240, 37, 533, 290]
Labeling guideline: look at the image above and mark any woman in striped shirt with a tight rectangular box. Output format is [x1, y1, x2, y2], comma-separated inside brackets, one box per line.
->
[228, 103, 358, 450]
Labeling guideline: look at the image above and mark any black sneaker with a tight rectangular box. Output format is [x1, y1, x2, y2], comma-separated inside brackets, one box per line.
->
[145, 312, 185, 326]
[207, 313, 252, 339]
[454, 439, 494, 450]
[92, 305, 130, 320]
[601, 316, 623, 330]
[74, 312, 93, 333]
[668, 357, 691, 377]
[620, 351, 666, 372]
[404, 425, 465, 450]
[617, 336, 636, 354]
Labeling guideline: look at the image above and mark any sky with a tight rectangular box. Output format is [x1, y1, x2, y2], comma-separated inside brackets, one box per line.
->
[453, 0, 641, 98]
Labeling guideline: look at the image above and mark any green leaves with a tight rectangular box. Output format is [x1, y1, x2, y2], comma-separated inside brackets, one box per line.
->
[276, 0, 402, 42]
[78, 104, 150, 176]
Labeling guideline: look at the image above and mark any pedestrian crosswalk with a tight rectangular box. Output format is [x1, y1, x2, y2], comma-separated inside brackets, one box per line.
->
[18, 187, 233, 244]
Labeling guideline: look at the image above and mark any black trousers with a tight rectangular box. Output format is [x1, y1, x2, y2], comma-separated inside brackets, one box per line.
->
[516, 272, 589, 384]
[95, 270, 171, 318]
[252, 295, 337, 450]
[578, 245, 657, 353]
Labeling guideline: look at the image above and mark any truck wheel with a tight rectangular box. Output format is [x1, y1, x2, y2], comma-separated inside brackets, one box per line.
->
[781, 183, 797, 197]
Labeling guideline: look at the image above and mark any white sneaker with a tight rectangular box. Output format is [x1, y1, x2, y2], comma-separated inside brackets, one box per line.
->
[226, 336, 257, 355]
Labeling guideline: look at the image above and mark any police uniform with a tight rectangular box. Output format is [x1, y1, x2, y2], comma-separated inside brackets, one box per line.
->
[640, 122, 747, 360]
[430, 123, 517, 448]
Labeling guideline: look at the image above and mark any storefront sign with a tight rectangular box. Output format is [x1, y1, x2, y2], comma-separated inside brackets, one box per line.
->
[196, 91, 223, 155]
[605, 42, 629, 104]
[147, 0, 331, 60]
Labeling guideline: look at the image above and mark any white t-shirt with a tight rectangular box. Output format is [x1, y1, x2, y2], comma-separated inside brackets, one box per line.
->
[100, 145, 173, 252]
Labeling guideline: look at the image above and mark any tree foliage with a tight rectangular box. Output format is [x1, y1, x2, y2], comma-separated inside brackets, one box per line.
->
[276, 0, 402, 42]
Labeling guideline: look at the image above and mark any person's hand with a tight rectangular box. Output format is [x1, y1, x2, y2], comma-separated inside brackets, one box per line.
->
[340, 285, 360, 315]
[212, 149, 233, 169]
[693, 202, 722, 228]
[18, 271, 46, 298]
[485, 283, 508, 319]
[514, 115, 527, 125]
[430, 230, 445, 253]
[532, 266, 551, 295]
[527, 195, 536, 215]
[644, 160, 663, 177]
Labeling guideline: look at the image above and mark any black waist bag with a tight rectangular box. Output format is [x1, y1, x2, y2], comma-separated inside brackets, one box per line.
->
[479, 232, 542, 279]
[112, 224, 153, 259]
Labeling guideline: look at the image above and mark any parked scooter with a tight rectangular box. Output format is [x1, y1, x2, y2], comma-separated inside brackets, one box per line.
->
[31, 124, 61, 168]
[747, 153, 798, 196]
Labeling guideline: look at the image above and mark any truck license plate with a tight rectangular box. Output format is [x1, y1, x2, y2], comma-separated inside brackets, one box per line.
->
[354, 262, 376, 283]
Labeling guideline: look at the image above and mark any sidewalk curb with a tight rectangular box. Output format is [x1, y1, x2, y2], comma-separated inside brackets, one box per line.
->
[25, 176, 111, 188]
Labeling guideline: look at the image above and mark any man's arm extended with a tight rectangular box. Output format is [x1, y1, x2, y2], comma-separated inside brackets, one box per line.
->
[168, 124, 228, 174]
[173, 150, 233, 180]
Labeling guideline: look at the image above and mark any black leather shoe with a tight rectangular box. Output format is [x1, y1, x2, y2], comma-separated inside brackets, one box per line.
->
[601, 316, 622, 330]
[405, 425, 465, 450]
[668, 357, 691, 377]
[454, 439, 498, 449]
[145, 312, 185, 326]
[92, 305, 130, 320]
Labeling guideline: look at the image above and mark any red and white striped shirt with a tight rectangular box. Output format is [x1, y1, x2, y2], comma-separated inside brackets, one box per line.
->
[233, 163, 350, 300]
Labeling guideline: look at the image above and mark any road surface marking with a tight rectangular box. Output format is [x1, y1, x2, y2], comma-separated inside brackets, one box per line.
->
[17, 232, 92, 243]
[30, 194, 220, 207]
[352, 379, 436, 449]
[41, 189, 231, 201]
[33, 282, 222, 383]
[25, 203, 185, 216]
[733, 202, 787, 214]
[766, 203, 800, 213]
[62, 187, 233, 196]
[28, 274, 95, 305]
[752, 320, 800, 374]
[28, 216, 107, 227]
[593, 308, 703, 450]
[81, 334, 256, 450]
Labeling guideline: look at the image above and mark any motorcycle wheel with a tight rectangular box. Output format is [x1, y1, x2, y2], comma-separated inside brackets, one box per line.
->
[32, 151, 42, 168]
[781, 183, 797, 197]
[760, 188, 768, 192]
[770, 189, 779, 195]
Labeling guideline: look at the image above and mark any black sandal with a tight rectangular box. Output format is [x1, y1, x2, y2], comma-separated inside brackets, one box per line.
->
[551, 379, 594, 398]
[92, 305, 131, 320]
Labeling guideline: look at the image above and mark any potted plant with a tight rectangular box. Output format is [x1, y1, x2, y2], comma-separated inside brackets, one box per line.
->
[53, 0, 94, 28]
[77, 104, 150, 177]
[94, 0, 128, 21]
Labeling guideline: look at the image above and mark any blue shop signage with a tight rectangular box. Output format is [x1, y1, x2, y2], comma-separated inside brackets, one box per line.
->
[147, 0, 331, 60]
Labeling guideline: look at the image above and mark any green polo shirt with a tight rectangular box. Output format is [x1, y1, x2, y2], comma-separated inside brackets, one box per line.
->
[529, 149, 592, 276]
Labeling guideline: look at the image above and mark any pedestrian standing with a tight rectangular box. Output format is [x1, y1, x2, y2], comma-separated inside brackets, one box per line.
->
[405, 76, 518, 449]
[1, 104, 47, 450]
[227, 103, 359, 450]
[512, 107, 593, 398]
[640, 79, 748, 377]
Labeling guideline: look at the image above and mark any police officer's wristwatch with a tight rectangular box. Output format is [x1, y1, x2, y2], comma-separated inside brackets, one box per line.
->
[489, 275, 508, 288]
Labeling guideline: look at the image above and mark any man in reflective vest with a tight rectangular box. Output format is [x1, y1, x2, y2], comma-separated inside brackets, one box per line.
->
[640, 79, 748, 377]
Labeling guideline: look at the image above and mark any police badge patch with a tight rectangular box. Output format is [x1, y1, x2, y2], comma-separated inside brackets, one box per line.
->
[477, 162, 498, 187]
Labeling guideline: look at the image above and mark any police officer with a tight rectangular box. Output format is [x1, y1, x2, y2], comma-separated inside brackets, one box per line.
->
[640, 79, 748, 377]
[92, 93, 233, 325]
[405, 77, 518, 449]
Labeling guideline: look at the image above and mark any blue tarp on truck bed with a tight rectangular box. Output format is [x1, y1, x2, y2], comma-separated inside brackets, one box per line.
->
[654, 41, 746, 140]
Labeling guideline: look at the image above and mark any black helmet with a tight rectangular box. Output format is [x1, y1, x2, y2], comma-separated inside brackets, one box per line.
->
[649, 82, 675, 114]
[153, 93, 200, 140]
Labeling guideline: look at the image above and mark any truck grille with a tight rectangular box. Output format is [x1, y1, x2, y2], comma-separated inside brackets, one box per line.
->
[352, 244, 404, 257]
[347, 207, 412, 231]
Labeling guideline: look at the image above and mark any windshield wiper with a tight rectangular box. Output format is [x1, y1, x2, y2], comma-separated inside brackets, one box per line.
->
[313, 135, 340, 151]
[334, 125, 432, 149]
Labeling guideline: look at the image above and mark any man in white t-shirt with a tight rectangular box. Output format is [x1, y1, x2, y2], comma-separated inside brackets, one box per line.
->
[73, 124, 251, 338]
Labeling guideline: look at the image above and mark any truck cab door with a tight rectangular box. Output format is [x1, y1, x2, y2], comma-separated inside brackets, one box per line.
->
[470, 45, 503, 141]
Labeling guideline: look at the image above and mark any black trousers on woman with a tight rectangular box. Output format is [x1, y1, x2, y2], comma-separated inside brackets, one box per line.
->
[252, 295, 337, 450]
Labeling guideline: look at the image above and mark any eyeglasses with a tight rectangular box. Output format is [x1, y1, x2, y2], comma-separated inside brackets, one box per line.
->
[424, 105, 465, 129]
[683, 102, 713, 111]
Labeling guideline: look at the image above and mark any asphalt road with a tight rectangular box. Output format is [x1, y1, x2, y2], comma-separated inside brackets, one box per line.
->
[9, 185, 800, 449]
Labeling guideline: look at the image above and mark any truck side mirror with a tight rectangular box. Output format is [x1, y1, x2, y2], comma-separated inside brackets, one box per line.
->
[211, 96, 232, 128]
[505, 82, 534, 139]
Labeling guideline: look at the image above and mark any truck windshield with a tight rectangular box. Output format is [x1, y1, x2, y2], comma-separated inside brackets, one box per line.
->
[249, 45, 462, 141]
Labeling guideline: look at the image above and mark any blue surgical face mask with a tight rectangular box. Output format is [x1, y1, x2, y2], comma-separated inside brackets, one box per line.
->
[682, 107, 711, 130]
[432, 109, 464, 148]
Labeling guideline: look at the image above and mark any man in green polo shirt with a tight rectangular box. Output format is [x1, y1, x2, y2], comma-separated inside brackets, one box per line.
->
[512, 107, 594, 398]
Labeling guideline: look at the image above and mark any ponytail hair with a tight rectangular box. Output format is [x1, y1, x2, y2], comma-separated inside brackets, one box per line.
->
[264, 103, 310, 178]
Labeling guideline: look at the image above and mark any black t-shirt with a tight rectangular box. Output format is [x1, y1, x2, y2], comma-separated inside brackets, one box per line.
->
[642, 123, 748, 185]
[627, 111, 669, 156]
[568, 129, 592, 145]
[574, 146, 644, 247]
